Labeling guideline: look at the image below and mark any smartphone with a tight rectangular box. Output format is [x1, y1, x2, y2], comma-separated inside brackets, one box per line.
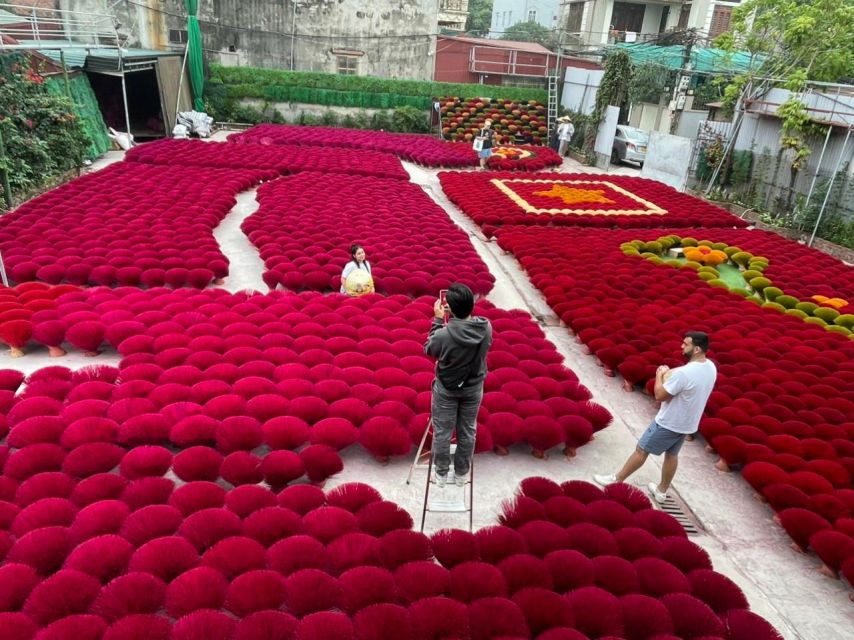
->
[439, 289, 449, 323]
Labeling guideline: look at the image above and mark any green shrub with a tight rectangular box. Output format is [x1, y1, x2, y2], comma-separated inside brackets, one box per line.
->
[785, 308, 808, 319]
[706, 279, 728, 288]
[697, 240, 714, 248]
[711, 242, 728, 251]
[622, 247, 640, 256]
[731, 288, 752, 297]
[762, 301, 785, 312]
[682, 261, 702, 270]
[804, 316, 828, 326]
[208, 64, 548, 109]
[723, 246, 741, 257]
[392, 105, 430, 133]
[795, 301, 818, 314]
[645, 255, 663, 265]
[697, 266, 720, 277]
[698, 272, 718, 281]
[320, 110, 338, 126]
[665, 259, 682, 267]
[763, 287, 783, 301]
[620, 242, 636, 252]
[775, 295, 798, 309]
[643, 241, 663, 254]
[748, 261, 767, 273]
[681, 237, 698, 247]
[813, 307, 840, 323]
[370, 111, 392, 130]
[745, 296, 762, 305]
[834, 314, 854, 330]
[0, 54, 90, 198]
[630, 240, 645, 249]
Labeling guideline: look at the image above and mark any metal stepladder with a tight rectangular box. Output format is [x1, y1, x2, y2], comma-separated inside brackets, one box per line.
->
[406, 417, 474, 532]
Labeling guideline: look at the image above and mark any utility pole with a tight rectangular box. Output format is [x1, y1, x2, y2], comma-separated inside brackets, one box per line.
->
[669, 29, 696, 135]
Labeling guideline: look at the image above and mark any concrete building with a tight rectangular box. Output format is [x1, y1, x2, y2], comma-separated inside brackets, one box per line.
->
[559, 0, 739, 48]
[490, 0, 560, 37]
[60, 0, 440, 80]
[438, 0, 469, 31]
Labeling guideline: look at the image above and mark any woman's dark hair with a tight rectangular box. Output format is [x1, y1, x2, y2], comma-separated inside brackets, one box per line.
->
[446, 283, 474, 319]
[349, 244, 367, 269]
[684, 331, 709, 352]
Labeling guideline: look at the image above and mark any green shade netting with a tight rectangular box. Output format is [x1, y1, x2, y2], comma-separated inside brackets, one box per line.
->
[186, 0, 205, 111]
[45, 74, 111, 159]
[610, 43, 763, 74]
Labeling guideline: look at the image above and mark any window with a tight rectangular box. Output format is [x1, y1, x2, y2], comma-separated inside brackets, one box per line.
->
[503, 76, 547, 89]
[611, 2, 645, 33]
[565, 2, 584, 32]
[168, 29, 188, 44]
[337, 55, 358, 75]
[527, 9, 537, 22]
[709, 5, 733, 38]
[678, 3, 691, 29]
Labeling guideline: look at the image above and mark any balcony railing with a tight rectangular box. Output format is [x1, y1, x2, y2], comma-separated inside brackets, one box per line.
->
[0, 1, 123, 49]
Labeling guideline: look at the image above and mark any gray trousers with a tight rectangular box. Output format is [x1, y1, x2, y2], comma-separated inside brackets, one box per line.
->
[430, 379, 483, 477]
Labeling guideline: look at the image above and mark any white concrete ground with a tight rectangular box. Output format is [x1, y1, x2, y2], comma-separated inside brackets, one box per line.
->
[3, 144, 852, 639]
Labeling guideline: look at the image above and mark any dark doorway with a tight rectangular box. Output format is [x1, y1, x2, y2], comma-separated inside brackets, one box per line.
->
[87, 69, 166, 140]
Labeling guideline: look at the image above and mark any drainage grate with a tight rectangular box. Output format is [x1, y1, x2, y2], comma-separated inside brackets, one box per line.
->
[658, 493, 705, 536]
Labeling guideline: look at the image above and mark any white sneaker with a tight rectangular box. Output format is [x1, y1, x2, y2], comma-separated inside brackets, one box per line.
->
[593, 473, 617, 487]
[434, 472, 447, 488]
[647, 482, 668, 504]
[454, 472, 469, 487]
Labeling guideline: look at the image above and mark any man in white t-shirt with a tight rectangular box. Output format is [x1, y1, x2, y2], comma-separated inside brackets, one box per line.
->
[594, 331, 717, 503]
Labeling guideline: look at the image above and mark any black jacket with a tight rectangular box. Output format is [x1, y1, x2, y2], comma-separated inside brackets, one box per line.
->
[424, 316, 493, 389]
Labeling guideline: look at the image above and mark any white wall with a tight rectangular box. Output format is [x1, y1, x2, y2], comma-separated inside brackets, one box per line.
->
[490, 0, 560, 36]
[562, 66, 604, 115]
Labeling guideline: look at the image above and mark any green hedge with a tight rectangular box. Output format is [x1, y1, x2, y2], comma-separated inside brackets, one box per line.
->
[45, 73, 110, 160]
[209, 64, 548, 107]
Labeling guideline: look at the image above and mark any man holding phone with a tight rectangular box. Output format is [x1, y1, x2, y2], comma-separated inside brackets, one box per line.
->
[424, 283, 493, 487]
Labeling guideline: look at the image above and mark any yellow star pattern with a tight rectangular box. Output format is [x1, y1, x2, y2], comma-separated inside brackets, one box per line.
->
[532, 184, 616, 206]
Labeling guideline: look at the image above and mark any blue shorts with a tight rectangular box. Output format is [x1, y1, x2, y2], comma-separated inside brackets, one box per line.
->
[637, 421, 686, 456]
[479, 148, 493, 159]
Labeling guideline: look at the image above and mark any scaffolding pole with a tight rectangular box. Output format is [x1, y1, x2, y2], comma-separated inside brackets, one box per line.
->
[119, 48, 133, 142]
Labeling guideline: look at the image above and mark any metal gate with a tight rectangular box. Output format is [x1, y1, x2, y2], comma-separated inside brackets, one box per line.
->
[689, 120, 733, 178]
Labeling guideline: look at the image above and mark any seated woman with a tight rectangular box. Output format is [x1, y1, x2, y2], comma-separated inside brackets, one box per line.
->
[341, 243, 375, 296]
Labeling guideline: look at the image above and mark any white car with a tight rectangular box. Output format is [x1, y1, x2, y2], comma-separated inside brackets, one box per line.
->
[612, 126, 649, 166]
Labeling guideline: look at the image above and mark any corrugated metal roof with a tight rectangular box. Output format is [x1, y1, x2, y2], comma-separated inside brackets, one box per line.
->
[439, 34, 554, 56]
[11, 40, 177, 70]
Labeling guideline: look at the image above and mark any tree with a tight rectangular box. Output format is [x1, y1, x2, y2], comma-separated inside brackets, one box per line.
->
[593, 50, 634, 124]
[716, 0, 854, 86]
[500, 20, 552, 47]
[714, 0, 854, 186]
[582, 50, 634, 152]
[465, 0, 493, 35]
